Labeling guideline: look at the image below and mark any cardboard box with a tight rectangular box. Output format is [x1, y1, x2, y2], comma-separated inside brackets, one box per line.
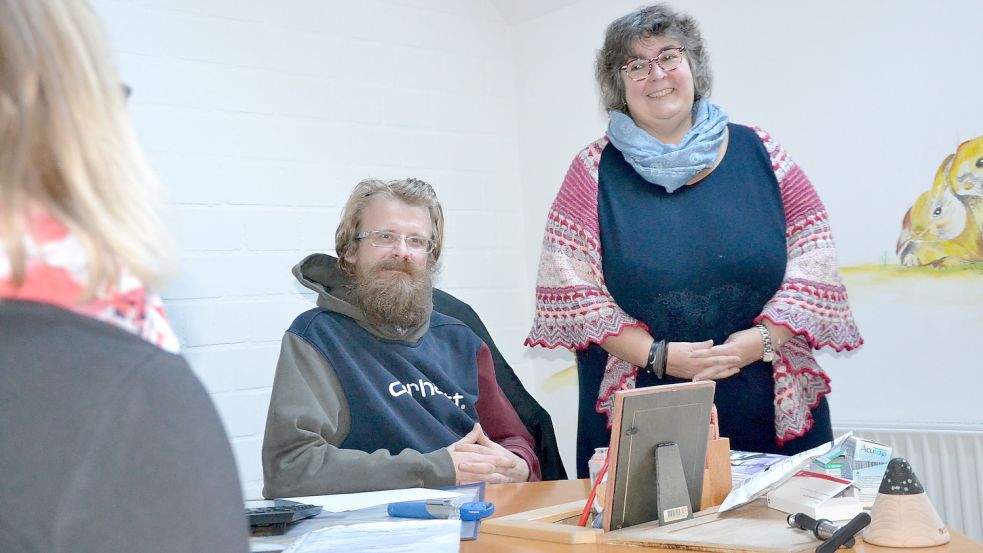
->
[814, 436, 891, 508]
[767, 470, 863, 521]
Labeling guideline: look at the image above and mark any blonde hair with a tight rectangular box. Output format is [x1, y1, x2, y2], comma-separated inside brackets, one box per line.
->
[335, 178, 444, 275]
[0, 0, 170, 297]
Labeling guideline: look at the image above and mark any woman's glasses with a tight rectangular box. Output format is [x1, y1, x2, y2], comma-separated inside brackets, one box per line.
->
[620, 47, 686, 81]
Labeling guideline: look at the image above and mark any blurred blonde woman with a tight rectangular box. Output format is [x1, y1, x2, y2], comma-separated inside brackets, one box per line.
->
[0, 1, 246, 551]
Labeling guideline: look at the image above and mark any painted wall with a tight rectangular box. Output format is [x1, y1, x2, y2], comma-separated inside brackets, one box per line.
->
[511, 0, 983, 480]
[91, 0, 528, 500]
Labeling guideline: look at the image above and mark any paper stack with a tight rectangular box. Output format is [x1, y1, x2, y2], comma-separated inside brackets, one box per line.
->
[767, 470, 863, 521]
[284, 519, 461, 553]
[730, 451, 788, 486]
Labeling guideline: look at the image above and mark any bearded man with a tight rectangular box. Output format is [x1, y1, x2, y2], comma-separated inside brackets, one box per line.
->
[261, 178, 540, 498]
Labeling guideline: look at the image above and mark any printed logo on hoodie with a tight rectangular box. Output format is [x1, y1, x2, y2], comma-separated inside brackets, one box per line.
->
[388, 378, 466, 410]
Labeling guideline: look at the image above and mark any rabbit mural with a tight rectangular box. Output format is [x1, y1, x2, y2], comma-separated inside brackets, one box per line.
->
[897, 136, 983, 267]
[949, 137, 983, 238]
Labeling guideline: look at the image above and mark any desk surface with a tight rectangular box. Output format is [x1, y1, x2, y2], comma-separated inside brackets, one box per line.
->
[465, 479, 983, 553]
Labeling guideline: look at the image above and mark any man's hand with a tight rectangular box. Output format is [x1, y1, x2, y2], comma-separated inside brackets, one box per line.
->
[446, 423, 530, 484]
[667, 339, 743, 381]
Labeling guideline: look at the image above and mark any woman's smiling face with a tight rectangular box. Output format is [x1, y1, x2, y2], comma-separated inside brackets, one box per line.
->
[622, 35, 696, 145]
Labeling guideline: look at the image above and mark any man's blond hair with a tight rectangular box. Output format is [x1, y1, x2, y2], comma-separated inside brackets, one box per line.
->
[335, 178, 443, 275]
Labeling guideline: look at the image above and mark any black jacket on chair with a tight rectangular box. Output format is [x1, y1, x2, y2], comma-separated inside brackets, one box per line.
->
[433, 289, 567, 480]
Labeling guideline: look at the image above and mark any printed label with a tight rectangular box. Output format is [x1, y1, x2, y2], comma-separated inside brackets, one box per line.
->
[662, 505, 690, 523]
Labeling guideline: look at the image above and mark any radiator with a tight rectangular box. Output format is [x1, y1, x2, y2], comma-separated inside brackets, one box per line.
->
[834, 426, 983, 542]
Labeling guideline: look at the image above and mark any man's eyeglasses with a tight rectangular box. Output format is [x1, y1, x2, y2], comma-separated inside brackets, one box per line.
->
[620, 47, 686, 81]
[355, 230, 435, 254]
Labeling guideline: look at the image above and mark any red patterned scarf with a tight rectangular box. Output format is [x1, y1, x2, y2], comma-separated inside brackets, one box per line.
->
[0, 210, 179, 353]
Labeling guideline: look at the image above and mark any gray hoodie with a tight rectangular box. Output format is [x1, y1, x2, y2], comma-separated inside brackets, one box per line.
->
[261, 254, 537, 497]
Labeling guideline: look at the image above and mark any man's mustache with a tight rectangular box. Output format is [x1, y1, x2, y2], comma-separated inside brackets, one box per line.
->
[373, 258, 421, 276]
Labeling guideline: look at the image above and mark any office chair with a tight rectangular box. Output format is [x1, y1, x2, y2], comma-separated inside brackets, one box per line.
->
[433, 288, 568, 481]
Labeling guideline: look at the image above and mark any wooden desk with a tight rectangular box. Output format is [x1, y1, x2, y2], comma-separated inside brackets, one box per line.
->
[465, 480, 983, 553]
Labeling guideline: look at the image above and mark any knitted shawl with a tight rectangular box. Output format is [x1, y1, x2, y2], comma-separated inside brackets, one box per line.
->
[525, 127, 863, 445]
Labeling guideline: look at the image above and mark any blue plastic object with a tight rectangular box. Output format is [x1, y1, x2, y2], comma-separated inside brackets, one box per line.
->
[387, 499, 495, 521]
[459, 501, 495, 521]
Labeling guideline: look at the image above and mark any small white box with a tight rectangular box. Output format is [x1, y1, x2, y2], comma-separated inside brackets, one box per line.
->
[767, 470, 863, 521]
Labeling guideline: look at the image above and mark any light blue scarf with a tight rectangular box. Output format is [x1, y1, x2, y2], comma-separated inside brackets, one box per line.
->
[606, 100, 729, 193]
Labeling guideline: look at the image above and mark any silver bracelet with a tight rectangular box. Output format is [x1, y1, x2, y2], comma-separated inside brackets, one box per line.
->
[755, 323, 777, 362]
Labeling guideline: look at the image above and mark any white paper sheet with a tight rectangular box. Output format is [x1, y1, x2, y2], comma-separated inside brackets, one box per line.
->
[284, 519, 460, 553]
[284, 488, 463, 513]
[249, 542, 286, 552]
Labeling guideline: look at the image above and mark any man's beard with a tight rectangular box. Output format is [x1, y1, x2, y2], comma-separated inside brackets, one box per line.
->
[351, 257, 433, 330]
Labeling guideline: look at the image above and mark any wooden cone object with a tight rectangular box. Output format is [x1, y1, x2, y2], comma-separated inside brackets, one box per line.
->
[863, 457, 950, 547]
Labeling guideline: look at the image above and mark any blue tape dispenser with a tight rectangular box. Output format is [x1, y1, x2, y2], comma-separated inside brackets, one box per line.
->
[387, 498, 495, 521]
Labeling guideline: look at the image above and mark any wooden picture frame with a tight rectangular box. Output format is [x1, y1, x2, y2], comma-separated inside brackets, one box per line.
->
[602, 381, 716, 531]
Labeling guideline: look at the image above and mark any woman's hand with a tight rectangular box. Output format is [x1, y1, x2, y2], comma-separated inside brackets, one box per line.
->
[705, 328, 763, 379]
[686, 326, 779, 381]
[666, 339, 742, 381]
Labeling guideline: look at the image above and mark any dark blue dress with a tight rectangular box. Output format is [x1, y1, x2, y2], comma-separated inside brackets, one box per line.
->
[574, 124, 831, 477]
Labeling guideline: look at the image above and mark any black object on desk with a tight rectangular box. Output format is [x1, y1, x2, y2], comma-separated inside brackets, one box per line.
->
[788, 512, 853, 545]
[245, 499, 322, 535]
[787, 511, 872, 553]
[816, 512, 871, 553]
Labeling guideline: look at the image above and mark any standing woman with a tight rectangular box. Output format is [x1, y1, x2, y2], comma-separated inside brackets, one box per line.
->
[0, 1, 246, 551]
[525, 4, 862, 477]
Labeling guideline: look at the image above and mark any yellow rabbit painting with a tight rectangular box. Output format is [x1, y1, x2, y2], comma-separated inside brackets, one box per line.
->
[949, 136, 983, 238]
[897, 136, 983, 268]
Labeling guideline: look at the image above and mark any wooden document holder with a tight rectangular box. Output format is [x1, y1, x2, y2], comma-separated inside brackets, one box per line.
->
[604, 498, 823, 552]
[481, 436, 733, 544]
[483, 382, 729, 545]
[479, 499, 603, 544]
[603, 382, 715, 531]
[701, 436, 732, 510]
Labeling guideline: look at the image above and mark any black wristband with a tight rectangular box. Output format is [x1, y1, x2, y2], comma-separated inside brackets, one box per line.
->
[646, 339, 666, 379]
[646, 338, 659, 370]
[654, 340, 667, 379]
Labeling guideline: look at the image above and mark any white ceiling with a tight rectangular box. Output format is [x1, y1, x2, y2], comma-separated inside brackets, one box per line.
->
[488, 0, 581, 24]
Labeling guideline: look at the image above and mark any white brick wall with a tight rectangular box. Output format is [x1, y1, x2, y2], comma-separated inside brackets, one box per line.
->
[93, 0, 983, 501]
[92, 0, 530, 499]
